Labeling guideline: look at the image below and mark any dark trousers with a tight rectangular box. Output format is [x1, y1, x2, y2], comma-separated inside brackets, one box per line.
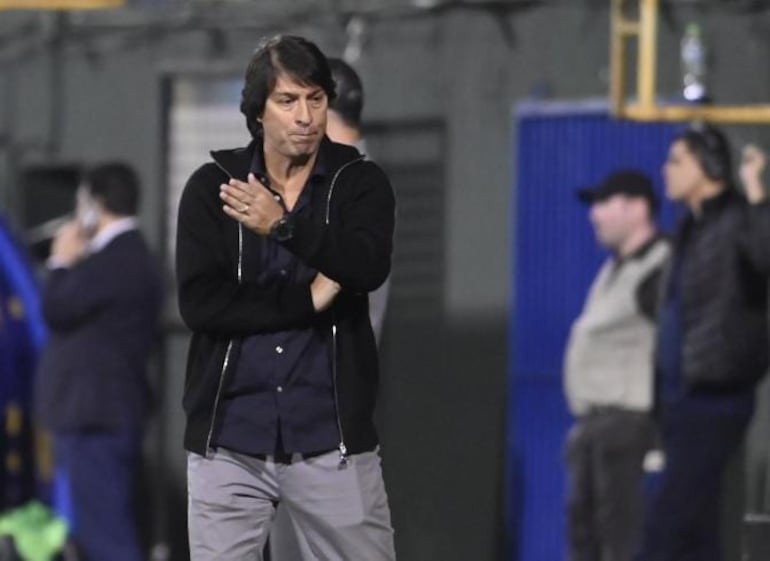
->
[635, 392, 753, 561]
[566, 408, 655, 561]
[54, 431, 143, 561]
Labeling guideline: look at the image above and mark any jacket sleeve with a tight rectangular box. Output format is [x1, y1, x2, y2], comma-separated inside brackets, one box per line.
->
[282, 161, 395, 292]
[738, 201, 770, 276]
[175, 165, 315, 337]
[42, 260, 116, 331]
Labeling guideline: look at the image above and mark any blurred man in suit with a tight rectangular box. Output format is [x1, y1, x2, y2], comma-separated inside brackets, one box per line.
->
[35, 162, 163, 561]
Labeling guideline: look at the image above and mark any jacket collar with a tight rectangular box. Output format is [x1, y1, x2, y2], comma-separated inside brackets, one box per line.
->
[696, 188, 738, 219]
[676, 188, 739, 247]
[88, 217, 137, 254]
[209, 136, 362, 181]
[613, 233, 664, 267]
[249, 139, 327, 188]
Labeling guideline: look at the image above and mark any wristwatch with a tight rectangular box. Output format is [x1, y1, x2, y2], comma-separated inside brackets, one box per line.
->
[269, 215, 294, 242]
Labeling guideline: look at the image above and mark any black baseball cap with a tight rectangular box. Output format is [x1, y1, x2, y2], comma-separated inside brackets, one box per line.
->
[577, 169, 659, 213]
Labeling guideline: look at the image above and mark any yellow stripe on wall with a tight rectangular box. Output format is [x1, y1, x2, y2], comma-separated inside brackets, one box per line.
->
[0, 0, 123, 9]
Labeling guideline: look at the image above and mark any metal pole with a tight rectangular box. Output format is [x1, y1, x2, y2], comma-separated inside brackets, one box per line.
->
[609, 0, 627, 117]
[637, 0, 659, 110]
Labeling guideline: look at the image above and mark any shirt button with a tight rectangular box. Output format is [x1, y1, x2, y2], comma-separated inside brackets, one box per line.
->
[279, 269, 287, 277]
[276, 386, 283, 393]
[275, 346, 284, 354]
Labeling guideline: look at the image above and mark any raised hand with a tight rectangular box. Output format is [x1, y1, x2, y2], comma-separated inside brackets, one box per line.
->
[220, 173, 285, 235]
[740, 144, 767, 204]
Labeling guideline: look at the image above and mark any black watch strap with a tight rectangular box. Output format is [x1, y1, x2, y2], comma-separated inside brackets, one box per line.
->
[269, 215, 294, 242]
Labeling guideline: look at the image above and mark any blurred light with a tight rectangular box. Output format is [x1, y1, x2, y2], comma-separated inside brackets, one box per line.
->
[343, 16, 367, 64]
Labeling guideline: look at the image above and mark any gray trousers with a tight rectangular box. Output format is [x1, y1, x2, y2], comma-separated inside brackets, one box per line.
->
[187, 447, 396, 561]
[565, 408, 655, 561]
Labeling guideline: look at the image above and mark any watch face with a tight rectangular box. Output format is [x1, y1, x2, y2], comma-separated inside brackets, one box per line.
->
[272, 217, 293, 241]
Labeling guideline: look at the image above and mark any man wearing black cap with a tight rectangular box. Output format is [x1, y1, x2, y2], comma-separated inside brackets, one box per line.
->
[564, 170, 670, 561]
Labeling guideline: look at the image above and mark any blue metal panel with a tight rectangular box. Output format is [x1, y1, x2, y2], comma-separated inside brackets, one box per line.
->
[0, 215, 47, 510]
[507, 102, 679, 561]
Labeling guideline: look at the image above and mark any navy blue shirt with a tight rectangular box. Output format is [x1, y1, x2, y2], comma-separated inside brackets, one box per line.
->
[656, 247, 684, 404]
[212, 149, 339, 456]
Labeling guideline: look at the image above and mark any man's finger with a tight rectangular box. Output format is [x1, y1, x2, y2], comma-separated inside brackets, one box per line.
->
[219, 189, 249, 211]
[226, 179, 251, 194]
[221, 183, 250, 201]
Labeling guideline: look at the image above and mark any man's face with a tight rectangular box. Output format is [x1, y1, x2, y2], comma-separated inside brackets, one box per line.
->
[589, 195, 636, 250]
[663, 140, 706, 202]
[260, 73, 328, 161]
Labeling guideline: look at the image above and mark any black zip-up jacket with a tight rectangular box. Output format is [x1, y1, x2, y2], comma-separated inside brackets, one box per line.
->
[176, 137, 395, 457]
[668, 190, 770, 390]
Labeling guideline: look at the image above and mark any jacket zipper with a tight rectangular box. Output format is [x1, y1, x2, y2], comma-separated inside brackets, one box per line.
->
[326, 156, 365, 468]
[207, 154, 364, 465]
[204, 160, 243, 456]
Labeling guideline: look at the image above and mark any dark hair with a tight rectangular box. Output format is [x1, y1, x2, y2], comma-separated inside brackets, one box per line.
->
[240, 35, 336, 139]
[328, 58, 364, 128]
[84, 162, 140, 216]
[674, 124, 733, 184]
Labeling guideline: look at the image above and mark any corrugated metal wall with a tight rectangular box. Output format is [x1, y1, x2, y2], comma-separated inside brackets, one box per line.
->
[507, 101, 679, 561]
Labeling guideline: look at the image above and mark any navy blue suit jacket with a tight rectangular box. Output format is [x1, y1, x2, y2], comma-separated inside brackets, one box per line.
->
[35, 229, 163, 432]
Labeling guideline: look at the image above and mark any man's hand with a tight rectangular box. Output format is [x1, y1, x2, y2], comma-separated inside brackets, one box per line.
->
[220, 173, 285, 235]
[310, 272, 341, 312]
[740, 144, 767, 205]
[50, 220, 88, 267]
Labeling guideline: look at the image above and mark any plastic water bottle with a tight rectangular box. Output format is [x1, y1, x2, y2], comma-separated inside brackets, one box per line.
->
[680, 23, 708, 102]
